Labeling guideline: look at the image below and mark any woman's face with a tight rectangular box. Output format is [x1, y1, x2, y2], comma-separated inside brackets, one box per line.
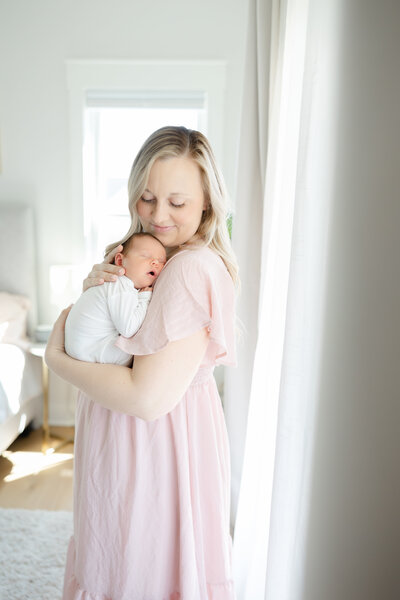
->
[136, 156, 207, 249]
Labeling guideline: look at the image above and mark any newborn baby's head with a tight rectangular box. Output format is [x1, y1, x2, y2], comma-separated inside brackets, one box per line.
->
[115, 233, 166, 289]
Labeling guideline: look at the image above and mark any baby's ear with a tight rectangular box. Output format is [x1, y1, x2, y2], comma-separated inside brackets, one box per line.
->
[114, 253, 124, 266]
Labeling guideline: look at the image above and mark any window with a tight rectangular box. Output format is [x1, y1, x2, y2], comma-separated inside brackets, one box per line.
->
[66, 60, 226, 265]
[83, 91, 206, 261]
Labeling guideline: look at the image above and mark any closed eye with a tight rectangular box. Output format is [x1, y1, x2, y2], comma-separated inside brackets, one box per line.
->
[140, 195, 184, 208]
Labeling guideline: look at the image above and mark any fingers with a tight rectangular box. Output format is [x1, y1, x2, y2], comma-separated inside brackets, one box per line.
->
[83, 252, 126, 292]
[90, 263, 124, 278]
[83, 271, 122, 292]
[83, 276, 105, 292]
[104, 244, 124, 265]
[56, 305, 73, 329]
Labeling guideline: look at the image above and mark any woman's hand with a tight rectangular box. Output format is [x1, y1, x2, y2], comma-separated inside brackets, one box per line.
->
[44, 305, 72, 370]
[83, 244, 125, 292]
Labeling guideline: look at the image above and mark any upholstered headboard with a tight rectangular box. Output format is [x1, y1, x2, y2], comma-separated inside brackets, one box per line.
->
[0, 204, 38, 336]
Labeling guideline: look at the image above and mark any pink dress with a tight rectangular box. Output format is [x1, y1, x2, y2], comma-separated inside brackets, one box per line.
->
[63, 246, 237, 600]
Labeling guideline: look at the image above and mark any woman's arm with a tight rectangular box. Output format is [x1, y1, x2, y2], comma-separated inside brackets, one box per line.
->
[45, 308, 208, 422]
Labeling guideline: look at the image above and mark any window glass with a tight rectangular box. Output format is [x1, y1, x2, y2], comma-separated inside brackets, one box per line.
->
[83, 103, 206, 261]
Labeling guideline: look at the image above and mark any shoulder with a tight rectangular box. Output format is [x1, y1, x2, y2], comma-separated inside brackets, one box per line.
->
[117, 275, 136, 291]
[74, 283, 105, 304]
[164, 246, 228, 277]
[106, 275, 137, 296]
[153, 246, 233, 298]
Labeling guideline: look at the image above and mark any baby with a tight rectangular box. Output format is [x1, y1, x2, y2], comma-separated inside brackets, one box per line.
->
[65, 232, 166, 366]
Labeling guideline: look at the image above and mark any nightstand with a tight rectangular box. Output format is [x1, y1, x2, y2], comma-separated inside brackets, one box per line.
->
[28, 343, 74, 454]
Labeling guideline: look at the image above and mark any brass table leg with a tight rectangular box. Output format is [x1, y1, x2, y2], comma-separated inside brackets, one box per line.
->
[41, 358, 74, 454]
[41, 357, 50, 453]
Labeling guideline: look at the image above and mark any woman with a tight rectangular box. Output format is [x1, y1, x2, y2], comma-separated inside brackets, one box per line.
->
[46, 126, 239, 599]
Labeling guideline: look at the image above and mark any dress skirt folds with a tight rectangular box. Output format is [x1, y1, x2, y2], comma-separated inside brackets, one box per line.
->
[62, 247, 237, 599]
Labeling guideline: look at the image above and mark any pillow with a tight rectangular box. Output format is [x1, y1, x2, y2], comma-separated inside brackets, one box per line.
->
[0, 292, 31, 344]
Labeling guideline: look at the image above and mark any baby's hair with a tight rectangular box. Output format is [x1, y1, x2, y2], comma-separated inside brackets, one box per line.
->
[116, 232, 165, 257]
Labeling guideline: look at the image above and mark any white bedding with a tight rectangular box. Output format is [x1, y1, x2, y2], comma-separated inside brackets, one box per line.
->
[0, 205, 42, 452]
[0, 291, 31, 345]
[0, 343, 41, 423]
[0, 291, 40, 428]
[0, 342, 42, 452]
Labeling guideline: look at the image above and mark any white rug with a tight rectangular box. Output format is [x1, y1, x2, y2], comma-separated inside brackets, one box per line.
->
[0, 508, 73, 600]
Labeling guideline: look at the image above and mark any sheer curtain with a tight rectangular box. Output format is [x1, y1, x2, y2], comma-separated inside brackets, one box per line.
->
[227, 0, 340, 598]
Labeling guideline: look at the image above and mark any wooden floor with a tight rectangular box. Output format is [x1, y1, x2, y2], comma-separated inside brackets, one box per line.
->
[0, 426, 74, 511]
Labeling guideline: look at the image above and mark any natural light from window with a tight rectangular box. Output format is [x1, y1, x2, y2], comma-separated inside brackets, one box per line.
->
[2, 450, 73, 483]
[83, 103, 206, 263]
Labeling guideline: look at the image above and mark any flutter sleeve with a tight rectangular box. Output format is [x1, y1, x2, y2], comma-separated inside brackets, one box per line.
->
[115, 248, 236, 366]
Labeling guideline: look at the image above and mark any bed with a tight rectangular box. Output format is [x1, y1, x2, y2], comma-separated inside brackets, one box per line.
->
[0, 205, 42, 453]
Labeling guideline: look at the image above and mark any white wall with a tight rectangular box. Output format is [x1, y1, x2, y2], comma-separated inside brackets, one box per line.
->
[0, 0, 247, 324]
[301, 2, 400, 598]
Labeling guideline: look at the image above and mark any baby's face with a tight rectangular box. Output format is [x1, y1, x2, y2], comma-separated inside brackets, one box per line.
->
[122, 236, 166, 289]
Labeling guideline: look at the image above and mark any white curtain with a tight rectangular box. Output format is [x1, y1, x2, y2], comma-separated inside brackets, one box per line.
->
[223, 0, 274, 536]
[227, 0, 340, 597]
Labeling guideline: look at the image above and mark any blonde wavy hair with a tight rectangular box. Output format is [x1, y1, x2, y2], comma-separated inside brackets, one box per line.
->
[105, 126, 239, 285]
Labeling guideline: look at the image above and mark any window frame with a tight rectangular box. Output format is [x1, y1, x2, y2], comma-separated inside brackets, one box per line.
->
[65, 60, 226, 264]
